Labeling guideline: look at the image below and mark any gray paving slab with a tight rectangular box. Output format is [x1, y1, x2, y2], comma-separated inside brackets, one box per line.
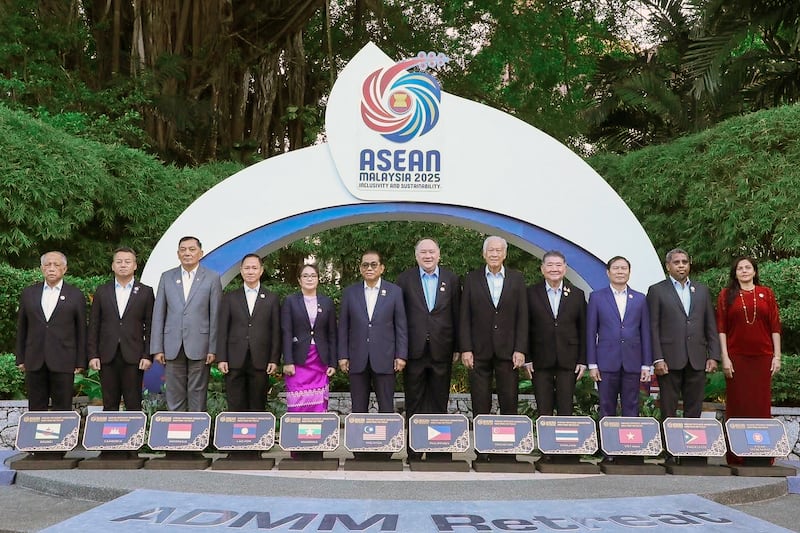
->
[2, 450, 799, 532]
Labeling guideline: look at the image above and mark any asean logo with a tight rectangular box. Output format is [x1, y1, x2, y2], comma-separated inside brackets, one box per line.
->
[361, 51, 449, 143]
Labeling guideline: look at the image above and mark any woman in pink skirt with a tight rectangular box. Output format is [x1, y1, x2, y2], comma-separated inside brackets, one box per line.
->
[281, 263, 338, 414]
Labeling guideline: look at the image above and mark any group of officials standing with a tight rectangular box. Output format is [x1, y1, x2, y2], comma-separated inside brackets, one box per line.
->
[16, 236, 759, 463]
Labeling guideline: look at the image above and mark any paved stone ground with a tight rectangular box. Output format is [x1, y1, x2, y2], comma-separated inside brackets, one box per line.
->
[2, 449, 799, 532]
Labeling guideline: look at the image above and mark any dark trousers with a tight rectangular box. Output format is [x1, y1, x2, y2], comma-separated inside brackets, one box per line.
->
[469, 354, 518, 415]
[100, 347, 144, 411]
[533, 366, 577, 416]
[350, 361, 395, 413]
[657, 365, 707, 418]
[598, 370, 640, 418]
[26, 365, 73, 411]
[403, 343, 452, 418]
[225, 351, 268, 412]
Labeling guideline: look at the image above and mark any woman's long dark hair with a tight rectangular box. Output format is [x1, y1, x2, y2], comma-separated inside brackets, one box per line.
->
[725, 256, 760, 308]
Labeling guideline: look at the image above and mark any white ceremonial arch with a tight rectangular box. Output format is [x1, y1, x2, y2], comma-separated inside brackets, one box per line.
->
[142, 43, 662, 293]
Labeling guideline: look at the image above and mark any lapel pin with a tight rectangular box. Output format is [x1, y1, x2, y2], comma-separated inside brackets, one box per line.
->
[259, 293, 265, 298]
[759, 293, 764, 298]
[59, 295, 65, 300]
[380, 289, 387, 296]
[440, 286, 445, 291]
[628, 294, 633, 299]
[176, 279, 181, 284]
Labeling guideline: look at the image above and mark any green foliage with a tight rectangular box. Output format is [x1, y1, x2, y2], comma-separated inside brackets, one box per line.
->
[704, 372, 727, 403]
[589, 104, 800, 271]
[0, 0, 149, 147]
[769, 354, 800, 406]
[0, 353, 25, 400]
[573, 375, 600, 419]
[639, 391, 661, 419]
[206, 366, 228, 420]
[0, 105, 242, 274]
[73, 369, 102, 402]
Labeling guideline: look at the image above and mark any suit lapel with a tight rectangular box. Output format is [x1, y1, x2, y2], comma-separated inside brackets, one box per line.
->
[253, 286, 268, 316]
[172, 269, 187, 305]
[412, 273, 429, 312]
[372, 283, 388, 318]
[185, 268, 203, 305]
[604, 288, 623, 323]
[357, 283, 370, 319]
[538, 282, 555, 318]
[117, 281, 137, 318]
[35, 283, 48, 322]
[665, 280, 688, 316]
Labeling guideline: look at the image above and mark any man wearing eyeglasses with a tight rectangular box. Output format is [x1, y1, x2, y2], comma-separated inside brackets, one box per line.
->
[338, 251, 408, 414]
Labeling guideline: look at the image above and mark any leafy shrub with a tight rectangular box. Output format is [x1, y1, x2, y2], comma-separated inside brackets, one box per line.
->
[0, 353, 25, 399]
[771, 355, 800, 406]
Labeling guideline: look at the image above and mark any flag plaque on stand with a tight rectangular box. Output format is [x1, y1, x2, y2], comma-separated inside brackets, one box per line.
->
[278, 412, 340, 470]
[472, 415, 535, 473]
[145, 412, 211, 469]
[211, 412, 276, 470]
[408, 414, 470, 472]
[599, 416, 664, 475]
[662, 417, 729, 476]
[343, 413, 404, 471]
[535, 415, 600, 474]
[79, 411, 146, 469]
[13, 411, 81, 469]
[725, 418, 794, 477]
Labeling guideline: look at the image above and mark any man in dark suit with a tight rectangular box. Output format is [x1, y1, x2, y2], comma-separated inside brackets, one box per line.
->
[338, 250, 408, 413]
[88, 247, 155, 411]
[16, 251, 87, 411]
[151, 236, 222, 412]
[396, 238, 460, 460]
[647, 248, 720, 419]
[527, 250, 586, 416]
[460, 236, 528, 417]
[217, 254, 280, 412]
[587, 256, 653, 418]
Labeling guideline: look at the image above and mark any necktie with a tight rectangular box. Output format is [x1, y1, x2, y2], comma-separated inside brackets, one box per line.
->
[423, 273, 437, 311]
[548, 287, 560, 317]
[183, 270, 193, 300]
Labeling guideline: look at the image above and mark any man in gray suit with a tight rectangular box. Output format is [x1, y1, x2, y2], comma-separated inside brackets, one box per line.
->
[151, 236, 223, 411]
[646, 248, 720, 419]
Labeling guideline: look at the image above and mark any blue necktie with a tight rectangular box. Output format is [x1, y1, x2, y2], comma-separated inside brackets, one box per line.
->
[423, 273, 437, 311]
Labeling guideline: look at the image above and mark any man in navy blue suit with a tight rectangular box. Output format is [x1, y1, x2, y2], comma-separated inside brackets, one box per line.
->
[338, 250, 408, 413]
[587, 256, 653, 418]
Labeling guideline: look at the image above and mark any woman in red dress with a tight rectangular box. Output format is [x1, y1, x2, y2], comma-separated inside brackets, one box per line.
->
[716, 256, 782, 465]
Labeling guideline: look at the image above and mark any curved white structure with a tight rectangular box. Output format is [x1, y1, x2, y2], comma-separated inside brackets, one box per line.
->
[142, 43, 662, 294]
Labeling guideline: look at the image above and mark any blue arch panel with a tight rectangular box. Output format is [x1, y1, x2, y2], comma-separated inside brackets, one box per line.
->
[202, 203, 608, 290]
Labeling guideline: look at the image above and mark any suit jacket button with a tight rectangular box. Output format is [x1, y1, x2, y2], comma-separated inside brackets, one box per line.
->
[368, 324, 372, 328]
